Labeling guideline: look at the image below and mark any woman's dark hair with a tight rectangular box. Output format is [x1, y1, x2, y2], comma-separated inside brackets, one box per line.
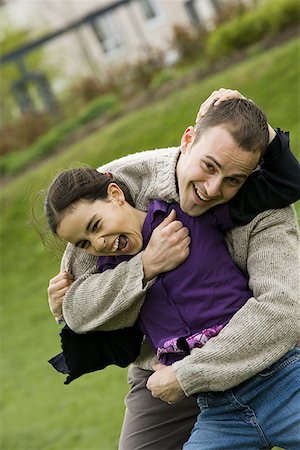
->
[45, 167, 134, 234]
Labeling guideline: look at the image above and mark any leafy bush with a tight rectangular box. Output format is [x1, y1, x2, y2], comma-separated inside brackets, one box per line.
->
[110, 50, 165, 96]
[261, 0, 300, 33]
[65, 75, 121, 111]
[206, 0, 299, 61]
[0, 94, 121, 175]
[212, 0, 250, 26]
[149, 69, 177, 90]
[73, 93, 120, 126]
[69, 76, 109, 103]
[0, 112, 52, 155]
[170, 24, 208, 62]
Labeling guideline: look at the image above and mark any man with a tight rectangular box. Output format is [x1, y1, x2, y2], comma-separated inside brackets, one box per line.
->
[48, 89, 300, 449]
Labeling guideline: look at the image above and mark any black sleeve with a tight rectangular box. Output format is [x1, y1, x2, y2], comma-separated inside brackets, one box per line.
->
[228, 129, 300, 226]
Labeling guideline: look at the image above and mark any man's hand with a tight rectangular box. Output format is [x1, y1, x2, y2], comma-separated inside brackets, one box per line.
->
[142, 209, 191, 282]
[146, 363, 186, 404]
[197, 88, 246, 121]
[196, 88, 276, 143]
[47, 271, 74, 323]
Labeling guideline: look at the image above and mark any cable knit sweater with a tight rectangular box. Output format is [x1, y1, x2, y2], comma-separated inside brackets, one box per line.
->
[61, 147, 300, 395]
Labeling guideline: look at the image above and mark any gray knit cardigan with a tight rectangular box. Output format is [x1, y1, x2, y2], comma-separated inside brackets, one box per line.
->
[61, 147, 300, 395]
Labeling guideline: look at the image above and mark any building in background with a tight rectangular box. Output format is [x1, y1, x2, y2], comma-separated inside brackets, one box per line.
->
[1, 0, 249, 80]
[0, 0, 253, 114]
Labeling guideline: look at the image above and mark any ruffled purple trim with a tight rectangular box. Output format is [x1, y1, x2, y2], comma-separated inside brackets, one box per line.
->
[157, 324, 223, 359]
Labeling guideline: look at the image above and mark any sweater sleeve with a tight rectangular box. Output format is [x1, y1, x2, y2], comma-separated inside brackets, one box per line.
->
[62, 249, 155, 333]
[59, 148, 179, 333]
[172, 206, 300, 394]
[228, 129, 300, 225]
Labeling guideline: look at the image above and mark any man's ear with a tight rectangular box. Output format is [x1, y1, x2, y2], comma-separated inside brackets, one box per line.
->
[181, 126, 196, 153]
[107, 183, 125, 204]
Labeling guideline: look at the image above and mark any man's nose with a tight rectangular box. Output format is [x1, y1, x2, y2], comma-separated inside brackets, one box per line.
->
[204, 177, 222, 197]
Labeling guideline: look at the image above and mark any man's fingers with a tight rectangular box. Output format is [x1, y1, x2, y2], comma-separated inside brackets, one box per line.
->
[158, 209, 176, 228]
[197, 88, 246, 120]
[174, 225, 189, 239]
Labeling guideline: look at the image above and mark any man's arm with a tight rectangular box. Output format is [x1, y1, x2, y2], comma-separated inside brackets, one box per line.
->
[147, 206, 300, 398]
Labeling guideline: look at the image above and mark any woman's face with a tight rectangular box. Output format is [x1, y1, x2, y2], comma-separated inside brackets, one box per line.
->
[56, 184, 146, 257]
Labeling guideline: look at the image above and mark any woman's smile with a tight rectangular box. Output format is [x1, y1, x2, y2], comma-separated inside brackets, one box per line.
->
[57, 193, 146, 257]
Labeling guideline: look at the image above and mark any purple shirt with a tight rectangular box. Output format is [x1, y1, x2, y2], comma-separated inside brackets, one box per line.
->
[98, 200, 252, 364]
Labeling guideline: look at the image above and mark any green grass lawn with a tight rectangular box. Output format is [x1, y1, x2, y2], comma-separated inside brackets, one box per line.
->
[1, 36, 299, 450]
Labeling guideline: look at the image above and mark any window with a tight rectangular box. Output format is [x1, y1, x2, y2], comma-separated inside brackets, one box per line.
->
[93, 13, 123, 54]
[184, 0, 204, 28]
[140, 0, 157, 20]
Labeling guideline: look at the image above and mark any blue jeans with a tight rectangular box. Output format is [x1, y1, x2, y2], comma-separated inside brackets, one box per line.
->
[183, 347, 300, 450]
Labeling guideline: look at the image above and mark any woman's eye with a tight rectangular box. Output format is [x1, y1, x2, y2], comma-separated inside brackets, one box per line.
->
[80, 240, 89, 249]
[92, 221, 99, 232]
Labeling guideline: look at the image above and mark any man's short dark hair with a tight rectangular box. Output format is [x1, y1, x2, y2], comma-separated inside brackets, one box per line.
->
[194, 98, 269, 157]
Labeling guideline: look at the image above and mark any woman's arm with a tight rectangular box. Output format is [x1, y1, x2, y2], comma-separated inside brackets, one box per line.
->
[147, 206, 299, 398]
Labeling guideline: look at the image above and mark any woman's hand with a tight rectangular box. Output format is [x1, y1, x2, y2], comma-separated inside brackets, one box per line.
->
[196, 88, 246, 121]
[47, 271, 74, 323]
[142, 209, 191, 282]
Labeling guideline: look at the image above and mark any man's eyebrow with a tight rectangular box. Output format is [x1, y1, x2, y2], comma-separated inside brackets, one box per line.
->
[75, 214, 96, 247]
[206, 155, 222, 169]
[206, 156, 248, 179]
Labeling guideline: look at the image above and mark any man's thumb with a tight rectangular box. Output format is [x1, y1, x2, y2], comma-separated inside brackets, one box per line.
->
[158, 209, 176, 228]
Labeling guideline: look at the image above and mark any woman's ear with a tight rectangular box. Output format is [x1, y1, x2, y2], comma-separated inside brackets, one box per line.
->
[107, 183, 126, 204]
[180, 126, 196, 154]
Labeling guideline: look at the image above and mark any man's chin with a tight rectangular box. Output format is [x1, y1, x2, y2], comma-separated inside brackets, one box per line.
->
[181, 202, 209, 217]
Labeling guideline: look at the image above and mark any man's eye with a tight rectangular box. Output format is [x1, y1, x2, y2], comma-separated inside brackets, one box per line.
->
[227, 178, 240, 186]
[204, 162, 214, 171]
[92, 221, 99, 232]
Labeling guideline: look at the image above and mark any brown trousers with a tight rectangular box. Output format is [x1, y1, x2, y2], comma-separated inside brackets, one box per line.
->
[118, 365, 199, 450]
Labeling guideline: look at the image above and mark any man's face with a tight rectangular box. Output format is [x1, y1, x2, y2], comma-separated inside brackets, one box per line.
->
[176, 125, 260, 216]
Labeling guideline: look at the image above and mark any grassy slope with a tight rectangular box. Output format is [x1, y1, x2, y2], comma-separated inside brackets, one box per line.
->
[1, 36, 299, 450]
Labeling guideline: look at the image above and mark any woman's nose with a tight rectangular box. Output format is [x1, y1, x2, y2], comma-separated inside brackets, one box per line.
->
[91, 236, 105, 252]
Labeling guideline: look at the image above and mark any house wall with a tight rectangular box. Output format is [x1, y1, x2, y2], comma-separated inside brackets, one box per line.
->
[2, 0, 250, 85]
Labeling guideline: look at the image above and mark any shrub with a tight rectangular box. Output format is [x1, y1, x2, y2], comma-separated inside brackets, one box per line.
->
[149, 69, 177, 90]
[0, 94, 121, 175]
[170, 24, 208, 62]
[207, 10, 267, 61]
[73, 94, 120, 126]
[122, 50, 165, 93]
[206, 0, 299, 61]
[0, 112, 52, 156]
[261, 0, 300, 33]
[212, 0, 251, 26]
[66, 76, 121, 110]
